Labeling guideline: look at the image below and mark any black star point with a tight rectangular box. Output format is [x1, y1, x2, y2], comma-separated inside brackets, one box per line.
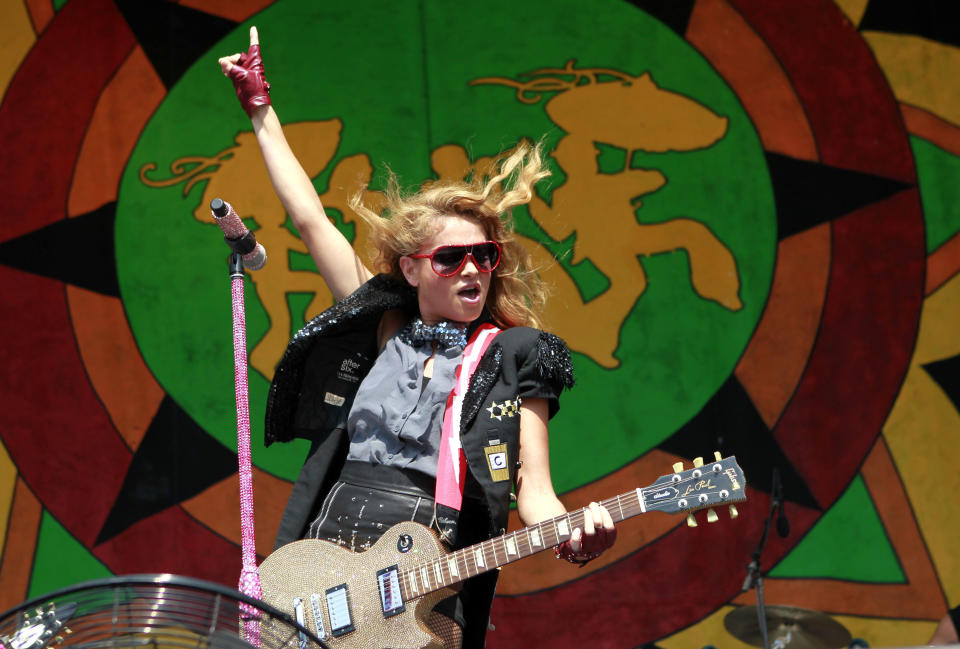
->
[656, 374, 820, 511]
[859, 0, 960, 49]
[95, 396, 238, 545]
[624, 0, 696, 36]
[113, 0, 239, 89]
[766, 153, 913, 240]
[923, 353, 960, 415]
[0, 202, 120, 297]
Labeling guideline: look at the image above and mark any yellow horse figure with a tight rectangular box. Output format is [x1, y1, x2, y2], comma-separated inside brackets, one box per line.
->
[142, 120, 375, 378]
[433, 63, 742, 367]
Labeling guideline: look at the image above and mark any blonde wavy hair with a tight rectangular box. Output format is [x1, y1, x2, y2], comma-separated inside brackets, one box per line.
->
[348, 140, 550, 329]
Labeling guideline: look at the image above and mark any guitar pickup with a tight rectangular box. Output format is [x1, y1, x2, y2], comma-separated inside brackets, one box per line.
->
[376, 565, 406, 618]
[325, 584, 355, 637]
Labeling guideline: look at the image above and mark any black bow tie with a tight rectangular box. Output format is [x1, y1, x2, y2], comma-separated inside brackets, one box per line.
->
[400, 318, 468, 349]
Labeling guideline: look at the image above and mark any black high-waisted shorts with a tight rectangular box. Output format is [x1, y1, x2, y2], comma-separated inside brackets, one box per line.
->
[307, 460, 438, 550]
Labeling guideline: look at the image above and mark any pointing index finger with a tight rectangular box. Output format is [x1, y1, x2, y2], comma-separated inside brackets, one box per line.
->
[250, 25, 259, 47]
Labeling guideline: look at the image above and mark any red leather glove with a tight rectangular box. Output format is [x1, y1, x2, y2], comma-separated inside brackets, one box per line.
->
[555, 535, 607, 567]
[228, 44, 271, 117]
[555, 504, 617, 567]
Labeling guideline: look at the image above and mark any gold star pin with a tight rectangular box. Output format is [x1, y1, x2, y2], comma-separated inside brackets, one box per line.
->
[486, 401, 503, 420]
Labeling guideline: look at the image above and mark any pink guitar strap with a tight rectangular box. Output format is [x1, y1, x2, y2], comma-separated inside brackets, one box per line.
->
[434, 323, 501, 543]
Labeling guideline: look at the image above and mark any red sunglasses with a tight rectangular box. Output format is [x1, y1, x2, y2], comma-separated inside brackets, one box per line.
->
[409, 241, 502, 277]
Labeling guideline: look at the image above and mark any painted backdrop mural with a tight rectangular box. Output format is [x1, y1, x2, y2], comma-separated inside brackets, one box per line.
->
[1, 1, 959, 648]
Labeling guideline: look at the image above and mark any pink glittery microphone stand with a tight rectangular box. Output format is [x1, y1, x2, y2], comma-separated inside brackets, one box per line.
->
[229, 251, 262, 647]
[211, 197, 263, 646]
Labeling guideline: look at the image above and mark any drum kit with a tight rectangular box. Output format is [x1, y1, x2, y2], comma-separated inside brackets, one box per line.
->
[725, 604, 853, 649]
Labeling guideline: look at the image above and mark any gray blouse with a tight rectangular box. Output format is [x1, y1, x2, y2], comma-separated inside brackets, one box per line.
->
[344, 329, 464, 477]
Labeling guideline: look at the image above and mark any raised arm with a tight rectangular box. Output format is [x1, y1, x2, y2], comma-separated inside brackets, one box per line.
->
[219, 26, 373, 300]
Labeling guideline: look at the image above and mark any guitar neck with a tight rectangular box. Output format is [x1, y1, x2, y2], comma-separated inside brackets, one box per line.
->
[396, 456, 745, 601]
[398, 489, 645, 599]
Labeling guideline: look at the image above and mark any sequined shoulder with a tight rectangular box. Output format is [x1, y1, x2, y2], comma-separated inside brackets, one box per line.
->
[496, 326, 575, 390]
[535, 330, 575, 390]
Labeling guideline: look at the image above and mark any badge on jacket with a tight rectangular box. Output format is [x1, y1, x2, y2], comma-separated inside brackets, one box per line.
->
[486, 398, 520, 420]
[484, 439, 510, 482]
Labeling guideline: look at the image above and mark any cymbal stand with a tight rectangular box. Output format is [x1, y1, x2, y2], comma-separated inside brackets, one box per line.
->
[741, 467, 783, 649]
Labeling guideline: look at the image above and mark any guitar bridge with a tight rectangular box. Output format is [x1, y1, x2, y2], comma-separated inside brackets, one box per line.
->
[376, 565, 405, 618]
[309, 593, 328, 641]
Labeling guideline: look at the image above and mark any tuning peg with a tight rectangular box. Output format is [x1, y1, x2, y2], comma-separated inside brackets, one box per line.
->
[706, 508, 719, 523]
[729, 504, 739, 519]
[714, 451, 722, 461]
[693, 456, 703, 468]
[686, 513, 698, 527]
[673, 461, 684, 473]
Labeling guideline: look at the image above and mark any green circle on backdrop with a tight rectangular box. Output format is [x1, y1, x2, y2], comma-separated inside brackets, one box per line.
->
[116, 0, 775, 488]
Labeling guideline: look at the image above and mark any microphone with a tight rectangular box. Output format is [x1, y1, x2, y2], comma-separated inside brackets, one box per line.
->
[210, 198, 267, 270]
[773, 468, 790, 538]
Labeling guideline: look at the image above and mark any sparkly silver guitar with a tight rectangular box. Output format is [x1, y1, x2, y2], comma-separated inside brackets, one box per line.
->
[258, 454, 746, 649]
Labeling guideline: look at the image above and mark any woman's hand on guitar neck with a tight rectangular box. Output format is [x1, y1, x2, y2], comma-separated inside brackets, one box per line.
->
[558, 502, 617, 566]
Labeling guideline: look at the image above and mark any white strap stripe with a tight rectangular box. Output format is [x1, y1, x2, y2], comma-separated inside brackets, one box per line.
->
[447, 326, 500, 483]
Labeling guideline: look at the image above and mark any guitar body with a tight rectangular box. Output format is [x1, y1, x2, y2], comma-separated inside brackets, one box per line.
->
[259, 522, 454, 649]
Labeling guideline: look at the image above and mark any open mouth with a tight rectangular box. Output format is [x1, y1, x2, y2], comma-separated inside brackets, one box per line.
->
[458, 286, 481, 300]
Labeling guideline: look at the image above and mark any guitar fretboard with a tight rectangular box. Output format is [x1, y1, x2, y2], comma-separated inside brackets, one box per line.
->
[397, 489, 646, 600]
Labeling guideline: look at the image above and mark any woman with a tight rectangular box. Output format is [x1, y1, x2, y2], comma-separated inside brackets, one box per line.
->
[220, 26, 616, 648]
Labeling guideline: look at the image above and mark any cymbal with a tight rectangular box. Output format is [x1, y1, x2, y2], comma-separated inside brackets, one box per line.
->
[725, 605, 853, 649]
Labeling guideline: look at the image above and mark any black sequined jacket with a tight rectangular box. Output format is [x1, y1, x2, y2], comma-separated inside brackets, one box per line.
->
[266, 273, 575, 550]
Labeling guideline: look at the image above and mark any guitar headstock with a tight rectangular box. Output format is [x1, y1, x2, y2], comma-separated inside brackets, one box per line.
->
[640, 453, 746, 526]
[2, 601, 75, 649]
